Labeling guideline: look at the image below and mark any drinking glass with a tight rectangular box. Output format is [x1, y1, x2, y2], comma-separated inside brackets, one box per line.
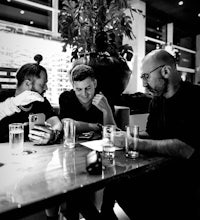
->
[125, 125, 139, 159]
[102, 125, 116, 168]
[63, 118, 76, 148]
[9, 123, 24, 155]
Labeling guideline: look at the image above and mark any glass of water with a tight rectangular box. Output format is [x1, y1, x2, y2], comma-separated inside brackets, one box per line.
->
[9, 123, 24, 155]
[63, 118, 76, 149]
[102, 125, 116, 168]
[125, 125, 139, 159]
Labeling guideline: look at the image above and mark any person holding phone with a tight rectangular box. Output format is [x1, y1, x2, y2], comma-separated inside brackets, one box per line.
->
[0, 54, 62, 144]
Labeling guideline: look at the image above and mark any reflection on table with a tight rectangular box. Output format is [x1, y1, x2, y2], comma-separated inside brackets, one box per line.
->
[0, 141, 170, 219]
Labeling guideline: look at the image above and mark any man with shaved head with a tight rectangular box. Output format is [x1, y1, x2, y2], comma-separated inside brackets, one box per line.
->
[137, 49, 198, 158]
[100, 49, 200, 220]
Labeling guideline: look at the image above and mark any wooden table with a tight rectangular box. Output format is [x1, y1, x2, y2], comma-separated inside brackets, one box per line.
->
[0, 141, 171, 219]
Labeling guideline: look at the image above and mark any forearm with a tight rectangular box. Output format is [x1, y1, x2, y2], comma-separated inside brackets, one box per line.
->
[137, 138, 194, 159]
[74, 120, 101, 134]
[0, 98, 20, 120]
[103, 108, 116, 126]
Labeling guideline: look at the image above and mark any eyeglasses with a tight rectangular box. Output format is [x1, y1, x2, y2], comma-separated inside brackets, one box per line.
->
[140, 64, 165, 80]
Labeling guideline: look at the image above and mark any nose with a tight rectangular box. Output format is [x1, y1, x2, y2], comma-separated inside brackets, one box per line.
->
[44, 84, 48, 91]
[81, 90, 87, 97]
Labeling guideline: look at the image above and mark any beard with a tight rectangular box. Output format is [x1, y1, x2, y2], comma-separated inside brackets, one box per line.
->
[146, 78, 168, 97]
[31, 84, 45, 96]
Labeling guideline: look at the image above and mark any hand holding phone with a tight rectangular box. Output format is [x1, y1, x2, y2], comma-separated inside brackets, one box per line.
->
[29, 113, 46, 132]
[28, 113, 53, 145]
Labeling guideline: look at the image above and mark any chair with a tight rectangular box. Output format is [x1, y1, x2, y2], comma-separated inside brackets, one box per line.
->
[114, 106, 130, 131]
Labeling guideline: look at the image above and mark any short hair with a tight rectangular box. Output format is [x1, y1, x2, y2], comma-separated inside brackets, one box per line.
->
[16, 54, 47, 87]
[70, 64, 95, 83]
[69, 53, 131, 102]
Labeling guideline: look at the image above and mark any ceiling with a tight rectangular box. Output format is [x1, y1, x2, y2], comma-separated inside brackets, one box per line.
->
[0, 0, 200, 43]
[144, 0, 200, 39]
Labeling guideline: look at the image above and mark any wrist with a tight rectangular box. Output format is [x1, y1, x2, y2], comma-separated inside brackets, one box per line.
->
[49, 130, 61, 144]
[88, 123, 102, 132]
[96, 123, 103, 132]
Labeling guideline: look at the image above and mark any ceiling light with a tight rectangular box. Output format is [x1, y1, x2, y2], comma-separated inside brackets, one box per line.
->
[178, 1, 184, 6]
[198, 13, 200, 17]
[30, 21, 34, 25]
[156, 44, 160, 49]
[20, 10, 25, 14]
[7, 0, 11, 2]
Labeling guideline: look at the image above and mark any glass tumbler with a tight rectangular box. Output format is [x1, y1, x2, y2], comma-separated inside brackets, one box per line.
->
[63, 118, 76, 149]
[125, 125, 139, 159]
[9, 123, 24, 155]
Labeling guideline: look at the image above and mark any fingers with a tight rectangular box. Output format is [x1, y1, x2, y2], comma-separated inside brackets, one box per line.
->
[33, 124, 51, 133]
[29, 125, 53, 145]
[28, 132, 49, 145]
[92, 96, 100, 107]
[92, 93, 108, 109]
[93, 93, 103, 103]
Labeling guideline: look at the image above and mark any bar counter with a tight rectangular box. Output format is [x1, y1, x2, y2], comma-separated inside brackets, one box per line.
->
[0, 141, 172, 219]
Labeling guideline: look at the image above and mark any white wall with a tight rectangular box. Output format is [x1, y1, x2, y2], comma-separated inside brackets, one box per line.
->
[123, 0, 146, 94]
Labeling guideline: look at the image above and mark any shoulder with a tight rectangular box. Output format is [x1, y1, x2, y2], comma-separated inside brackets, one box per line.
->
[181, 81, 200, 95]
[32, 98, 56, 118]
[0, 90, 15, 102]
[59, 90, 77, 103]
[59, 90, 75, 99]
[32, 97, 53, 110]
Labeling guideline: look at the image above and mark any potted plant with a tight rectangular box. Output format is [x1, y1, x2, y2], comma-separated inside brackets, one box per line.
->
[59, 0, 139, 104]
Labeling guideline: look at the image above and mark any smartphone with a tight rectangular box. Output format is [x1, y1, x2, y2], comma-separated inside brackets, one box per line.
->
[78, 131, 94, 140]
[29, 113, 46, 131]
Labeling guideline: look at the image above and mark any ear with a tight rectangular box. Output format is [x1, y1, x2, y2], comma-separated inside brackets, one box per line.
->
[94, 79, 97, 89]
[23, 79, 32, 90]
[161, 65, 171, 79]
